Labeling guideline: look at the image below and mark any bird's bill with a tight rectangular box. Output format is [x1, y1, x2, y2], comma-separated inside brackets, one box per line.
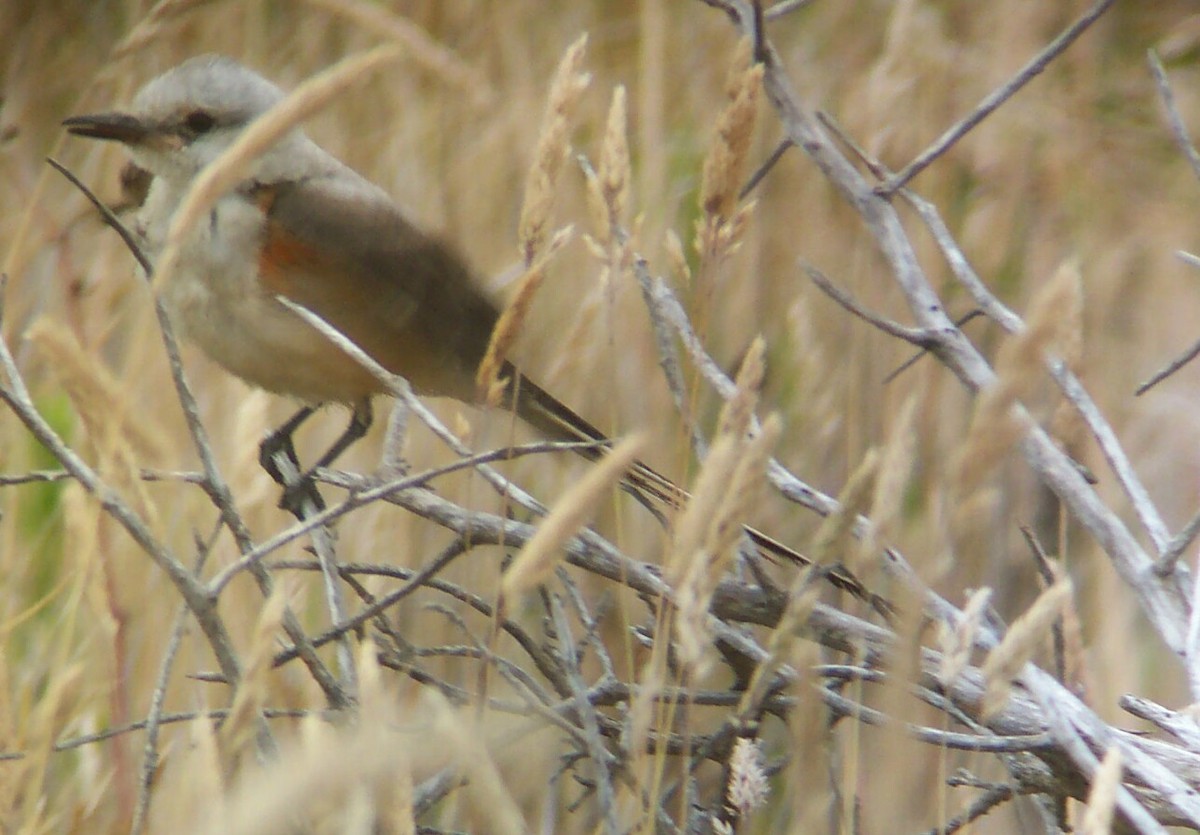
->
[63, 112, 153, 145]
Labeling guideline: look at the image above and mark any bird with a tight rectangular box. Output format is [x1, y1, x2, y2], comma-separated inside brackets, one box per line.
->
[63, 54, 885, 611]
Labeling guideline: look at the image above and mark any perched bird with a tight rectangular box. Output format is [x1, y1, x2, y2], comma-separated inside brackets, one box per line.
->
[64, 55, 883, 609]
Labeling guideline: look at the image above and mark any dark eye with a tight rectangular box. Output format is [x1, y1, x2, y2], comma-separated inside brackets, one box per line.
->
[183, 110, 216, 135]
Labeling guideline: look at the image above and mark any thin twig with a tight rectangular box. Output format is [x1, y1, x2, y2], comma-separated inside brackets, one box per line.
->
[131, 522, 224, 835]
[270, 542, 471, 667]
[548, 589, 619, 835]
[558, 570, 618, 682]
[267, 443, 359, 701]
[0, 468, 207, 486]
[0, 708, 311, 763]
[631, 260, 707, 460]
[818, 686, 1053, 752]
[1019, 526, 1066, 684]
[739, 138, 792, 199]
[47, 158, 152, 273]
[1148, 49, 1200, 186]
[803, 261, 933, 345]
[1136, 335, 1200, 396]
[920, 785, 1016, 835]
[876, 0, 1118, 194]
[1157, 508, 1200, 576]
[1119, 695, 1200, 753]
[764, 0, 818, 19]
[883, 310, 986, 384]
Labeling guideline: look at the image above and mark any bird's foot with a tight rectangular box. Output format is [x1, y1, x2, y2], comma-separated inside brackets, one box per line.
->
[259, 424, 327, 518]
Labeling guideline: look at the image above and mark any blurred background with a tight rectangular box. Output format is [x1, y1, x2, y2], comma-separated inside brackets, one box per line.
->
[3, 1, 1200, 831]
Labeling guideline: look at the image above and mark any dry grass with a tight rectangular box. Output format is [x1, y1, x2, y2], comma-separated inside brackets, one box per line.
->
[2, 1, 1200, 832]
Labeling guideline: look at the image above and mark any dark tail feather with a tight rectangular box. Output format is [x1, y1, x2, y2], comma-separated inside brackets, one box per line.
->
[499, 362, 890, 616]
[501, 363, 683, 509]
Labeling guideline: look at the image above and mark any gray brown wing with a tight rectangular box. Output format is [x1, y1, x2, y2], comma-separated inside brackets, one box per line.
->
[256, 174, 500, 401]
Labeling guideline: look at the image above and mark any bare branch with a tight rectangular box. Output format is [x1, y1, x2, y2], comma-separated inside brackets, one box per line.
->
[803, 261, 933, 346]
[1148, 49, 1200, 187]
[876, 0, 1118, 194]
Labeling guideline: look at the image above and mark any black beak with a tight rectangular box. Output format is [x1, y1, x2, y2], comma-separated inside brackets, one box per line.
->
[63, 112, 151, 145]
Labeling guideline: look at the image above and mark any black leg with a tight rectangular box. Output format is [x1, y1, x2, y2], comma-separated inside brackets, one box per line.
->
[260, 405, 326, 515]
[264, 400, 374, 516]
[310, 399, 373, 473]
[259, 405, 316, 483]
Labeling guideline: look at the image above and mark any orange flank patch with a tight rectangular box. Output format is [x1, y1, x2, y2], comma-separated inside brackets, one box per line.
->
[257, 224, 324, 296]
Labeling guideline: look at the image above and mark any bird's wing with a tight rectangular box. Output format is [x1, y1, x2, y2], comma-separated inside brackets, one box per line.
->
[253, 173, 498, 401]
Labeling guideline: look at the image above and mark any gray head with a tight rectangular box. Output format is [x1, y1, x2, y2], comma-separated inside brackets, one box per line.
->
[64, 55, 296, 181]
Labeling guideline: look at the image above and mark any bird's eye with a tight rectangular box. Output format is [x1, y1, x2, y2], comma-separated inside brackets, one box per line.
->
[183, 110, 216, 135]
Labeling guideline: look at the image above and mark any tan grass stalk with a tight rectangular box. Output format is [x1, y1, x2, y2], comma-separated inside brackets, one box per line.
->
[694, 48, 762, 265]
[111, 0, 212, 60]
[476, 226, 572, 405]
[478, 262, 544, 407]
[726, 200, 756, 249]
[725, 737, 769, 818]
[860, 393, 918, 567]
[664, 229, 692, 285]
[1079, 747, 1122, 835]
[1012, 258, 1082, 384]
[159, 715, 226, 832]
[582, 232, 608, 263]
[1058, 564, 1091, 697]
[26, 320, 166, 461]
[429, 694, 527, 835]
[600, 86, 631, 211]
[732, 567, 821, 725]
[666, 443, 743, 585]
[699, 61, 763, 225]
[219, 586, 290, 770]
[1051, 260, 1086, 447]
[229, 390, 276, 505]
[152, 45, 405, 295]
[356, 638, 386, 722]
[587, 85, 630, 246]
[938, 586, 993, 688]
[713, 412, 781, 568]
[670, 435, 741, 667]
[19, 664, 82, 832]
[518, 34, 591, 266]
[193, 716, 409, 835]
[549, 287, 600, 388]
[27, 319, 165, 525]
[300, 0, 492, 101]
[809, 448, 879, 569]
[953, 258, 1081, 495]
[980, 578, 1072, 718]
[722, 37, 755, 98]
[718, 335, 765, 439]
[676, 415, 782, 674]
[501, 432, 647, 600]
[670, 342, 779, 672]
[666, 341, 767, 582]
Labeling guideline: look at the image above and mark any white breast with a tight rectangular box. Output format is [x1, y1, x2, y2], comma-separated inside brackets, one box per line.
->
[139, 178, 378, 403]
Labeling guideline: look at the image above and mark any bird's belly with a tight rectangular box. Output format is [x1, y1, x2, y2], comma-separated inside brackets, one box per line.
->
[170, 276, 382, 402]
[158, 201, 382, 404]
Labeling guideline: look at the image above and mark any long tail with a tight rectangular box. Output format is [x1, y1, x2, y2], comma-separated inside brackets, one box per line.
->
[500, 362, 891, 615]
